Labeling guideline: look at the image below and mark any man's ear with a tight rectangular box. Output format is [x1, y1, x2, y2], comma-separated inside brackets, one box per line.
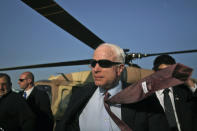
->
[27, 79, 32, 84]
[118, 64, 125, 76]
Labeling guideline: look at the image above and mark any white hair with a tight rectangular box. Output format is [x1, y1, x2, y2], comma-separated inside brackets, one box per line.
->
[97, 43, 125, 64]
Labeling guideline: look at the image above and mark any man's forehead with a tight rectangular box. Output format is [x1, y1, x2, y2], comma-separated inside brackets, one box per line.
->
[19, 74, 26, 79]
[94, 46, 116, 60]
[158, 64, 169, 69]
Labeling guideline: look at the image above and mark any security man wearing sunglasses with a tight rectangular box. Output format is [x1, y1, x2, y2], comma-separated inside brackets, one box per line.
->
[18, 72, 54, 131]
[56, 43, 166, 131]
[0, 73, 36, 131]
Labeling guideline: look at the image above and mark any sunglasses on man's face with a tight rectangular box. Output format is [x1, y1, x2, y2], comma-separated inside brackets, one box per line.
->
[90, 59, 122, 68]
[18, 79, 27, 82]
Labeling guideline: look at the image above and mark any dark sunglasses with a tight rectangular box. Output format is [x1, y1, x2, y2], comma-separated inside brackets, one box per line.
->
[18, 79, 26, 82]
[90, 59, 122, 68]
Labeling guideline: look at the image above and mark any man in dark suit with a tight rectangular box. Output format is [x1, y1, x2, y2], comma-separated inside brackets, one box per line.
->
[55, 43, 181, 131]
[18, 71, 54, 131]
[55, 43, 135, 131]
[151, 55, 197, 131]
[0, 73, 36, 131]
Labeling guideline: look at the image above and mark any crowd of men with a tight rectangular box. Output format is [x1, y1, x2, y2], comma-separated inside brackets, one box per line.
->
[0, 43, 197, 131]
[0, 72, 54, 131]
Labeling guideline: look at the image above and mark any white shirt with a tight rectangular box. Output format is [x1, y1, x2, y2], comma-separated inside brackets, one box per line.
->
[24, 86, 34, 99]
[79, 82, 122, 131]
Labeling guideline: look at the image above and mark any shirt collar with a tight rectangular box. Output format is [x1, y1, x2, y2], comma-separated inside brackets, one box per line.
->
[24, 86, 34, 94]
[157, 87, 173, 95]
[98, 81, 122, 97]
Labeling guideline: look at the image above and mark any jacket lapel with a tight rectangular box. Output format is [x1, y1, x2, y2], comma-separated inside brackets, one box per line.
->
[26, 87, 36, 103]
[173, 86, 185, 123]
[63, 83, 97, 123]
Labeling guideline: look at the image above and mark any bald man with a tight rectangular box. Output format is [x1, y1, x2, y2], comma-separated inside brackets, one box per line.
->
[18, 72, 54, 131]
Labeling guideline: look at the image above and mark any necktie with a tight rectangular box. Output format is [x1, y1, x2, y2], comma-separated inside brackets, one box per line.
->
[104, 92, 132, 131]
[23, 92, 27, 99]
[106, 63, 192, 104]
[163, 88, 178, 129]
[102, 63, 191, 131]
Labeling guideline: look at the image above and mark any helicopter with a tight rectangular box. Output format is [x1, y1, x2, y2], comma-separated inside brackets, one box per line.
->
[1, 0, 197, 120]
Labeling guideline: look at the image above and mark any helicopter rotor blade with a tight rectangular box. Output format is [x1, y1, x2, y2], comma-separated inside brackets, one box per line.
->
[126, 49, 197, 62]
[0, 59, 91, 71]
[21, 0, 104, 49]
[145, 49, 197, 57]
[1, 49, 197, 71]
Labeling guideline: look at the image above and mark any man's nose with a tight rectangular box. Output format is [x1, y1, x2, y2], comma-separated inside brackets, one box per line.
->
[18, 80, 21, 84]
[93, 63, 101, 72]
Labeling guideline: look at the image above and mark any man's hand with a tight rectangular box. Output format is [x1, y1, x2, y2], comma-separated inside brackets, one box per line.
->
[185, 79, 196, 88]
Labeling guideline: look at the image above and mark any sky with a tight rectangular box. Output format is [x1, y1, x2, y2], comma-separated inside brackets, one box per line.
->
[0, 0, 197, 89]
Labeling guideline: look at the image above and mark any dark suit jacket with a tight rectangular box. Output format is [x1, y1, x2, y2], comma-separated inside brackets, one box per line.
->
[171, 85, 197, 131]
[0, 91, 36, 131]
[145, 84, 197, 131]
[55, 83, 180, 131]
[20, 87, 54, 131]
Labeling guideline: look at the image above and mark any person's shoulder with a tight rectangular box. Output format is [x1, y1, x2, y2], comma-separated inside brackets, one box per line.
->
[122, 81, 133, 89]
[173, 84, 194, 100]
[173, 84, 192, 93]
[34, 87, 49, 97]
[8, 91, 21, 98]
[68, 82, 97, 102]
[6, 91, 27, 105]
[72, 82, 96, 92]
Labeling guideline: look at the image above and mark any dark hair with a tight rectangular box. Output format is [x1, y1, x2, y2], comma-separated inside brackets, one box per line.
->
[153, 54, 176, 71]
[0, 73, 12, 85]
